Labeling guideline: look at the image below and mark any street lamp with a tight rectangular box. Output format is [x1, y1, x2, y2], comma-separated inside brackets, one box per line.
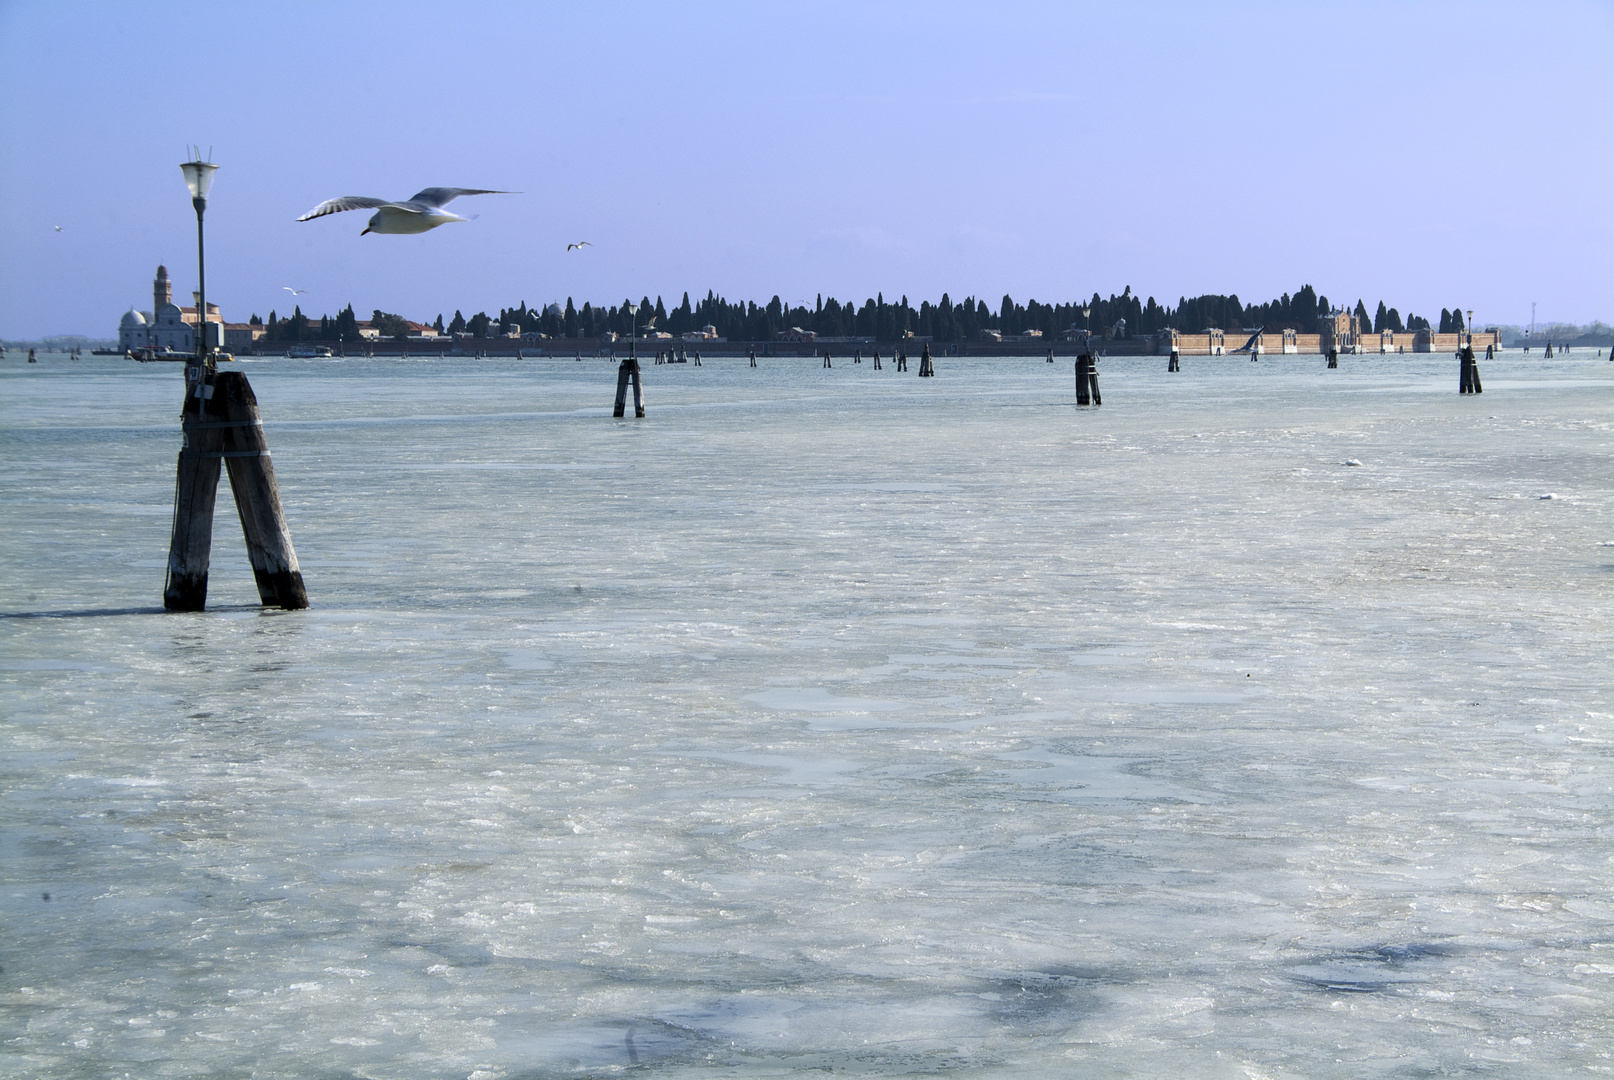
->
[179, 148, 219, 361]
[1466, 309, 1474, 347]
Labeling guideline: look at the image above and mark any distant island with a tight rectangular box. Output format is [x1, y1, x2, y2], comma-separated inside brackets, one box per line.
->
[244, 284, 1468, 349]
[14, 279, 1604, 355]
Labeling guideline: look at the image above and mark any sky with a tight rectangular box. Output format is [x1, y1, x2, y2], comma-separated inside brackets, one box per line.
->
[1, 0, 1610, 339]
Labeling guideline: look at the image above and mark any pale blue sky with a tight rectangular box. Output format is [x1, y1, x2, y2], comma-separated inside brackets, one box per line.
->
[2, 0, 1609, 338]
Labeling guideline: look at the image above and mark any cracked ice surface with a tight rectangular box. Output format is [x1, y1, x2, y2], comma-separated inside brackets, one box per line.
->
[2, 352, 1612, 1077]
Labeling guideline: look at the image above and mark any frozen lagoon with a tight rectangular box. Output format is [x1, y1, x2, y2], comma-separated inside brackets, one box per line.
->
[2, 351, 1611, 1077]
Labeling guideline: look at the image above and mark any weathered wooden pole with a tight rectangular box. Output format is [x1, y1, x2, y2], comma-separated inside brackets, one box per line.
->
[917, 343, 934, 377]
[1327, 346, 1339, 369]
[872, 351, 882, 370]
[612, 356, 645, 417]
[823, 351, 832, 368]
[213, 372, 307, 608]
[896, 350, 907, 371]
[164, 362, 224, 610]
[1168, 347, 1181, 372]
[1047, 348, 1054, 363]
[1544, 340, 1554, 358]
[749, 348, 757, 367]
[1073, 353, 1102, 405]
[164, 363, 307, 611]
[855, 350, 862, 364]
[1458, 343, 1483, 395]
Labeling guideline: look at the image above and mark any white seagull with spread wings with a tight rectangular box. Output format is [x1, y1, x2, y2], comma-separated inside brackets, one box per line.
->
[296, 187, 517, 235]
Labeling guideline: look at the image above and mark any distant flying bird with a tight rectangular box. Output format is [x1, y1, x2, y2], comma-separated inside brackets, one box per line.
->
[566, 241, 592, 251]
[53, 225, 63, 232]
[296, 187, 516, 235]
[283, 286, 306, 296]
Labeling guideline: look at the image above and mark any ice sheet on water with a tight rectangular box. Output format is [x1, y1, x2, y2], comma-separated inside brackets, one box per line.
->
[2, 352, 1612, 1076]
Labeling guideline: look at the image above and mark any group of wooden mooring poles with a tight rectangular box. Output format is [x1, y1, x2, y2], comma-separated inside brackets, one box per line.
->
[165, 358, 307, 612]
[158, 339, 1495, 612]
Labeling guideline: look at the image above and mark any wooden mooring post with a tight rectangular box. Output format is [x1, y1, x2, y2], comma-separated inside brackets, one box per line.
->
[612, 355, 645, 417]
[749, 349, 757, 367]
[1168, 347, 1181, 372]
[1074, 352, 1101, 405]
[823, 351, 833, 368]
[872, 351, 882, 370]
[164, 362, 307, 611]
[1458, 343, 1483, 394]
[1326, 346, 1339, 369]
[917, 343, 935, 377]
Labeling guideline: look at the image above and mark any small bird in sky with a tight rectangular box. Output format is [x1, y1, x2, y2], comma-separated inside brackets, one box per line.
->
[566, 241, 592, 251]
[296, 187, 516, 235]
[283, 286, 306, 296]
[53, 225, 62, 231]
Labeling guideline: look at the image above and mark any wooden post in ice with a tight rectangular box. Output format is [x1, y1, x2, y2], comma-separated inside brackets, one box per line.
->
[164, 361, 224, 610]
[164, 362, 307, 611]
[612, 356, 644, 417]
[214, 372, 308, 607]
[1074, 352, 1101, 405]
[1458, 343, 1483, 395]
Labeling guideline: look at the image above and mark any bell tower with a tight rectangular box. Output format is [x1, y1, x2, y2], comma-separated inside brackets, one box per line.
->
[153, 265, 172, 312]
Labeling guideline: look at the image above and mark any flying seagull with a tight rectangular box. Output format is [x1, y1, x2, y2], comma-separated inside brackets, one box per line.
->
[283, 286, 306, 295]
[296, 187, 516, 235]
[53, 225, 63, 232]
[566, 241, 592, 251]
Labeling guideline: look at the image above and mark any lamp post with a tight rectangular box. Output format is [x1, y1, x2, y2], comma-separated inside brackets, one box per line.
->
[1466, 309, 1474, 348]
[179, 149, 219, 362]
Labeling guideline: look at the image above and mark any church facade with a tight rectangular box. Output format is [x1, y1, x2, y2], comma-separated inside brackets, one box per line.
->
[118, 265, 221, 353]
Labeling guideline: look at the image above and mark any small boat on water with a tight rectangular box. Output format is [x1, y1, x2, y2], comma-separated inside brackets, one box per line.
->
[129, 346, 186, 362]
[286, 344, 334, 358]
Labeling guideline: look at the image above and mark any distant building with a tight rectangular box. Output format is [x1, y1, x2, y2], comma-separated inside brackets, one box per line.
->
[681, 323, 721, 342]
[118, 265, 197, 353]
[776, 326, 818, 342]
[1318, 309, 1361, 354]
[222, 323, 267, 351]
[180, 289, 222, 328]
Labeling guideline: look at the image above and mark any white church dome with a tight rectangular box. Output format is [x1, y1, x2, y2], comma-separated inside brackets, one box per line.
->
[121, 308, 148, 328]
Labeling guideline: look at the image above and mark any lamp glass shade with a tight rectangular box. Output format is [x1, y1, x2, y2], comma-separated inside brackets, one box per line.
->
[180, 160, 219, 200]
